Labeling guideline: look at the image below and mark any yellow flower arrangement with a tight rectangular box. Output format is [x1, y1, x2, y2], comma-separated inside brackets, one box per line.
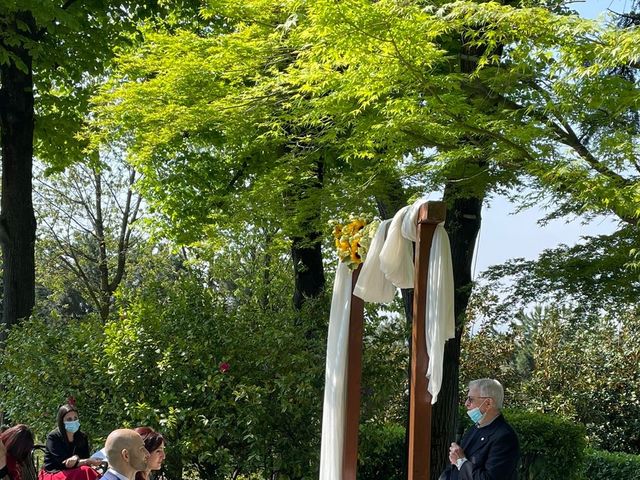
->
[332, 216, 379, 270]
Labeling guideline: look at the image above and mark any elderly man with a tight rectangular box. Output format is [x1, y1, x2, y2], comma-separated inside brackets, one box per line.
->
[102, 429, 150, 480]
[439, 378, 520, 480]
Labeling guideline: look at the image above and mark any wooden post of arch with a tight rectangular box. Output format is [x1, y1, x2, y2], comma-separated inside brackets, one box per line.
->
[408, 201, 446, 480]
[342, 266, 364, 480]
[341, 201, 446, 480]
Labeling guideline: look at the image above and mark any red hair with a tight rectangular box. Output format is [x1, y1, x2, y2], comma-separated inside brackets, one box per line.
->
[0, 424, 34, 480]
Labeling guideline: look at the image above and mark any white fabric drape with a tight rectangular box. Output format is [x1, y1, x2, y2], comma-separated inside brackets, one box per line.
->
[320, 202, 455, 479]
[378, 205, 414, 288]
[355, 215, 454, 402]
[352, 219, 394, 303]
[425, 224, 455, 403]
[319, 261, 353, 480]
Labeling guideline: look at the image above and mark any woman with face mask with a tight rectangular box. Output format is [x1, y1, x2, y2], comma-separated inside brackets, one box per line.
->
[39, 402, 101, 480]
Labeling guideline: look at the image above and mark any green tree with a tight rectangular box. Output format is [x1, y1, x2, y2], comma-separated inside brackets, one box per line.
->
[0, 0, 189, 330]
[462, 306, 640, 454]
[34, 158, 143, 321]
[90, 0, 640, 475]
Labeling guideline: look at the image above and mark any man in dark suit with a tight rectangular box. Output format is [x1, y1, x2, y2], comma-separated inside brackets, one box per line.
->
[439, 378, 520, 480]
[101, 429, 150, 480]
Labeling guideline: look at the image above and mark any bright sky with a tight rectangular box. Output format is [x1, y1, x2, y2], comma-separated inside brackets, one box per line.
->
[471, 0, 629, 277]
[571, 0, 631, 19]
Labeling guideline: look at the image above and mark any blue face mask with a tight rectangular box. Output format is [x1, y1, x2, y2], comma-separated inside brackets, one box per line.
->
[64, 420, 80, 433]
[466, 399, 488, 425]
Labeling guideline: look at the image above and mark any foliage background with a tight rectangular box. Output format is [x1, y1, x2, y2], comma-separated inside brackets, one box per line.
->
[2, 0, 640, 478]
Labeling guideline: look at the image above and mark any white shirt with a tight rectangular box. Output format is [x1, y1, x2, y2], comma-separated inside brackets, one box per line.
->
[106, 468, 129, 480]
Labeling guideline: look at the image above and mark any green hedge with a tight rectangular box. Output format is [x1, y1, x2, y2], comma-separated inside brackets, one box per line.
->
[583, 449, 640, 478]
[355, 410, 640, 479]
[358, 410, 588, 480]
[505, 409, 586, 480]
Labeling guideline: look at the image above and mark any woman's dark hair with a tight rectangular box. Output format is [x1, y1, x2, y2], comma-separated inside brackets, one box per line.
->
[134, 426, 165, 454]
[134, 427, 165, 480]
[0, 424, 35, 462]
[56, 403, 78, 442]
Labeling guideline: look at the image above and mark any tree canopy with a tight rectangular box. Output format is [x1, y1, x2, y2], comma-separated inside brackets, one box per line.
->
[1, 1, 639, 478]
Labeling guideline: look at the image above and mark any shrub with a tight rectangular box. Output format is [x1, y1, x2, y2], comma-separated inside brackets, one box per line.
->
[583, 449, 640, 478]
[506, 409, 586, 480]
[0, 314, 109, 442]
[358, 422, 405, 480]
[357, 410, 589, 480]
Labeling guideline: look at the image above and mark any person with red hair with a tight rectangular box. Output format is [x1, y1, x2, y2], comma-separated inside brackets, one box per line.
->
[0, 424, 35, 480]
[133, 427, 165, 480]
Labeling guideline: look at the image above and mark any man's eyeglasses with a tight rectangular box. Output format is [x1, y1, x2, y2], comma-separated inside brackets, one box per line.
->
[465, 396, 490, 403]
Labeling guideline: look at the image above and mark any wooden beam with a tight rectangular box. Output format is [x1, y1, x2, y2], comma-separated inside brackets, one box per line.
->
[408, 201, 446, 480]
[342, 266, 365, 480]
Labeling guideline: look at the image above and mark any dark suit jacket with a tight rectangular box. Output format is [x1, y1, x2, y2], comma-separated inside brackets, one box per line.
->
[439, 414, 519, 480]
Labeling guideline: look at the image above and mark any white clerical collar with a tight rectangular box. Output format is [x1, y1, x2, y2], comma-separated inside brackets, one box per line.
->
[106, 468, 130, 480]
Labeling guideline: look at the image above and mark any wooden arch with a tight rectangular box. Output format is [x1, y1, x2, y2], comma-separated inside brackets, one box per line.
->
[342, 201, 447, 480]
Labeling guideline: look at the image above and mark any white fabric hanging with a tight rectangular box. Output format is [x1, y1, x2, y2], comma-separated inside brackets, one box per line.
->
[378, 205, 414, 289]
[425, 224, 455, 403]
[355, 199, 454, 403]
[319, 261, 352, 480]
[352, 219, 395, 303]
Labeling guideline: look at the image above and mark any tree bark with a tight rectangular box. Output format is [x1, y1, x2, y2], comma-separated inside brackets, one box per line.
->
[430, 185, 483, 480]
[291, 230, 325, 309]
[374, 172, 412, 477]
[0, 12, 37, 334]
[291, 160, 325, 309]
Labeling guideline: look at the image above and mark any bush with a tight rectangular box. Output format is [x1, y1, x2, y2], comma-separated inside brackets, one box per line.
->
[358, 422, 405, 480]
[0, 314, 110, 442]
[583, 449, 640, 478]
[506, 410, 586, 480]
[357, 410, 589, 480]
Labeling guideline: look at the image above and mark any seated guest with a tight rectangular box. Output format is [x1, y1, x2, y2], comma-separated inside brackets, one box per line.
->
[40, 402, 101, 480]
[0, 424, 35, 480]
[102, 429, 150, 480]
[134, 427, 166, 480]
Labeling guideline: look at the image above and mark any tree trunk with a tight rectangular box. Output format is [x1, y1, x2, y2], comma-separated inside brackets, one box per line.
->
[374, 172, 412, 477]
[0, 12, 37, 334]
[291, 230, 325, 309]
[430, 185, 483, 479]
[291, 160, 325, 309]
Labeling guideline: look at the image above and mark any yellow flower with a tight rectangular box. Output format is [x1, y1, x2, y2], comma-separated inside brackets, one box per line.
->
[332, 216, 378, 269]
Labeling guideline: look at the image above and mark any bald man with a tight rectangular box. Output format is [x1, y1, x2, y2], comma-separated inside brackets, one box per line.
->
[102, 429, 150, 480]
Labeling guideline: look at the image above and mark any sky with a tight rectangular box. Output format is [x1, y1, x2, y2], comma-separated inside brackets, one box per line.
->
[572, 0, 631, 19]
[471, 0, 630, 277]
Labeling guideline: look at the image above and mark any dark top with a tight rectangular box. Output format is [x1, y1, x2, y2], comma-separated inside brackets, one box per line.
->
[0, 464, 9, 480]
[43, 429, 91, 472]
[439, 414, 520, 480]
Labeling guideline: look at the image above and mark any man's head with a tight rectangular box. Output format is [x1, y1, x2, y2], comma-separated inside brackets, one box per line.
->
[464, 378, 504, 425]
[105, 429, 149, 478]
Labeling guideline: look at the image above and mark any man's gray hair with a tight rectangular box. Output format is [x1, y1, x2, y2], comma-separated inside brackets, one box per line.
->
[469, 378, 504, 409]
